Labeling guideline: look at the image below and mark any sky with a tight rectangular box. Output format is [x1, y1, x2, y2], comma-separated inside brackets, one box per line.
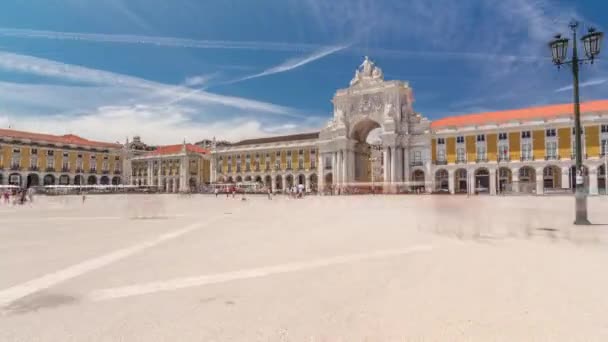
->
[0, 0, 606, 145]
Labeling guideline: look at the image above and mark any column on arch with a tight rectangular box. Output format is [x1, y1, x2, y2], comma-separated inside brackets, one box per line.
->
[511, 168, 519, 193]
[318, 153, 325, 192]
[535, 167, 544, 195]
[391, 146, 401, 183]
[331, 152, 337, 186]
[448, 169, 455, 194]
[468, 169, 475, 195]
[489, 167, 497, 195]
[589, 167, 599, 195]
[383, 147, 390, 184]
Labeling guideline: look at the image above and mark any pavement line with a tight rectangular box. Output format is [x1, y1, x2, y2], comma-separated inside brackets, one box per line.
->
[87, 244, 435, 302]
[0, 213, 232, 308]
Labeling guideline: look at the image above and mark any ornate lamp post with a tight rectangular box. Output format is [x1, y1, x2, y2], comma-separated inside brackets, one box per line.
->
[549, 21, 603, 225]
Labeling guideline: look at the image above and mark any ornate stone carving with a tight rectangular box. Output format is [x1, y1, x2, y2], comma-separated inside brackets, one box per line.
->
[349, 56, 384, 87]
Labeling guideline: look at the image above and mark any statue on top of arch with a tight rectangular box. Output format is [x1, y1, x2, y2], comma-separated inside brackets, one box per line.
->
[349, 56, 384, 87]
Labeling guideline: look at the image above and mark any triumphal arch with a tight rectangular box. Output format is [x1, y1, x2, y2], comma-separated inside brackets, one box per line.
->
[316, 57, 432, 190]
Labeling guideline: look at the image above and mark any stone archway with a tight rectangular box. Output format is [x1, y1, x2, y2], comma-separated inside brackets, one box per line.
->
[454, 169, 467, 193]
[244, 175, 252, 182]
[236, 175, 243, 182]
[189, 177, 197, 191]
[498, 167, 512, 193]
[318, 57, 424, 189]
[87, 175, 97, 185]
[474, 168, 490, 193]
[264, 175, 272, 188]
[74, 175, 84, 185]
[518, 166, 536, 193]
[27, 174, 40, 187]
[43, 174, 55, 186]
[411, 169, 425, 192]
[543, 165, 561, 191]
[111, 176, 121, 185]
[275, 175, 282, 191]
[254, 176, 262, 184]
[100, 176, 110, 185]
[285, 174, 294, 188]
[59, 174, 70, 185]
[9, 173, 22, 186]
[309, 173, 318, 192]
[434, 169, 448, 192]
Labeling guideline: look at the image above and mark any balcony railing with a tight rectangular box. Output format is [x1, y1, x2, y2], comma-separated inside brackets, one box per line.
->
[28, 166, 39, 171]
[45, 167, 55, 172]
[11, 164, 21, 171]
[62, 167, 70, 172]
[310, 165, 317, 169]
[475, 158, 488, 163]
[520, 156, 535, 161]
[498, 156, 510, 163]
[89, 168, 97, 174]
[102, 170, 110, 174]
[76, 168, 84, 173]
[456, 159, 466, 164]
[434, 160, 448, 165]
[544, 155, 559, 161]
[410, 161, 423, 166]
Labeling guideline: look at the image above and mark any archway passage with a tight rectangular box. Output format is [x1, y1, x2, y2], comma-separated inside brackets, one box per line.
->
[244, 175, 252, 182]
[498, 167, 512, 193]
[543, 165, 561, 191]
[111, 176, 121, 185]
[27, 174, 39, 187]
[274, 175, 282, 191]
[285, 174, 294, 188]
[474, 168, 490, 193]
[434, 169, 449, 193]
[324, 173, 333, 193]
[411, 170, 425, 192]
[9, 173, 22, 186]
[351, 119, 382, 183]
[454, 169, 467, 194]
[87, 175, 97, 185]
[189, 177, 197, 191]
[518, 166, 536, 193]
[264, 175, 272, 188]
[236, 175, 243, 183]
[227, 176, 234, 183]
[100, 176, 110, 185]
[74, 175, 84, 185]
[309, 174, 318, 192]
[254, 176, 262, 184]
[599, 165, 606, 195]
[59, 174, 70, 185]
[298, 174, 305, 185]
[43, 174, 55, 186]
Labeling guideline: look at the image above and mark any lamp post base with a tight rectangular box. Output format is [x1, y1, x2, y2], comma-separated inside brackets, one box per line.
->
[574, 191, 591, 225]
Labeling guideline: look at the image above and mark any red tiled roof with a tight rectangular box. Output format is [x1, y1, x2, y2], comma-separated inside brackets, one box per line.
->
[0, 128, 122, 149]
[431, 100, 608, 129]
[146, 143, 209, 156]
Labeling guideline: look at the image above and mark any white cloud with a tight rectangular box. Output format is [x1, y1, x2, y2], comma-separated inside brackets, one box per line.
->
[0, 105, 317, 145]
[0, 28, 321, 52]
[555, 79, 607, 92]
[0, 51, 297, 116]
[183, 74, 218, 87]
[233, 44, 349, 83]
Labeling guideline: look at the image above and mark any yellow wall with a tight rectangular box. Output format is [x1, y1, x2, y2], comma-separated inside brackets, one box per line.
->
[69, 152, 78, 172]
[83, 152, 90, 170]
[1, 146, 8, 167]
[532, 130, 544, 159]
[465, 136, 475, 162]
[40, 149, 47, 169]
[280, 150, 286, 169]
[292, 149, 298, 168]
[487, 133, 497, 161]
[431, 139, 437, 162]
[509, 132, 520, 161]
[20, 147, 31, 168]
[304, 148, 310, 169]
[446, 137, 455, 164]
[558, 128, 570, 159]
[585, 125, 599, 157]
[55, 150, 62, 170]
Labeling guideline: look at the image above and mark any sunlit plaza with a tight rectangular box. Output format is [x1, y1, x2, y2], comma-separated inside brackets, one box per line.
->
[2, 194, 608, 341]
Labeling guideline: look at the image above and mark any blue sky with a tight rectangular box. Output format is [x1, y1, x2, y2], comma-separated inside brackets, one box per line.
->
[0, 0, 606, 144]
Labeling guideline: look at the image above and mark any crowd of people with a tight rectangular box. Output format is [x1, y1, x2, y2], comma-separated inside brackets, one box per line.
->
[1, 188, 35, 206]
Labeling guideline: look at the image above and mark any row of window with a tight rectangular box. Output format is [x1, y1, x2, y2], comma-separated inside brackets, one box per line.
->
[437, 138, 608, 163]
[221, 158, 316, 173]
[8, 147, 120, 160]
[220, 149, 316, 162]
[438, 125, 608, 145]
[7, 155, 120, 172]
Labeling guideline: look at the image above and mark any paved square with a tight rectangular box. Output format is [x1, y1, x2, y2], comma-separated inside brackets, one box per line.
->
[1, 194, 608, 341]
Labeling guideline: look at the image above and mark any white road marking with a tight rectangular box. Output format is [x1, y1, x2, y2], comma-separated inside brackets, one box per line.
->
[0, 213, 232, 308]
[87, 244, 435, 302]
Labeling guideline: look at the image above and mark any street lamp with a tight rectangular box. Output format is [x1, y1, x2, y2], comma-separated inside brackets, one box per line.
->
[549, 21, 604, 225]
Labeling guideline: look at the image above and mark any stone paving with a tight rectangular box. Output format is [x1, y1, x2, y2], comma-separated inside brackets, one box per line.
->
[1, 194, 608, 341]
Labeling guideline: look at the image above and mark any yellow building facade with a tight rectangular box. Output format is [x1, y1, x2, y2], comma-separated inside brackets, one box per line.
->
[0, 128, 124, 187]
